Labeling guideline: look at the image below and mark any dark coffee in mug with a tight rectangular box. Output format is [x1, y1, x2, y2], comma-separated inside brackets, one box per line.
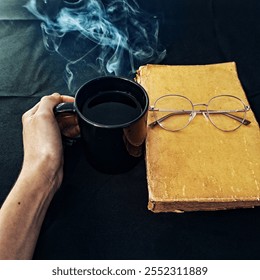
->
[81, 91, 142, 126]
[55, 76, 149, 173]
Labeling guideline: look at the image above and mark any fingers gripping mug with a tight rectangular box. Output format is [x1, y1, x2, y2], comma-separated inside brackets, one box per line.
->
[55, 76, 149, 173]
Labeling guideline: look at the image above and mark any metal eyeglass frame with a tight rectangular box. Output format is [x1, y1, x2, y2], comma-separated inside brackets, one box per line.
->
[148, 94, 251, 132]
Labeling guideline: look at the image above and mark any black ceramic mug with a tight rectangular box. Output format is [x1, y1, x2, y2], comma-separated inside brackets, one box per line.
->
[55, 76, 149, 173]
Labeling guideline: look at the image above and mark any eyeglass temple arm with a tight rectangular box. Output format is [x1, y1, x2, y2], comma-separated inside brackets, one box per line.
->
[148, 110, 251, 128]
[221, 112, 251, 125]
[148, 111, 187, 128]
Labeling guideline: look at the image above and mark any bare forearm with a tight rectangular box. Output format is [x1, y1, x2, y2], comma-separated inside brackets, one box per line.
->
[0, 94, 76, 259]
[0, 166, 56, 260]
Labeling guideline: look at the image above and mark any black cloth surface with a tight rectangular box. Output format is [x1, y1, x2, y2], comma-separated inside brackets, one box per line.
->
[1, 0, 260, 259]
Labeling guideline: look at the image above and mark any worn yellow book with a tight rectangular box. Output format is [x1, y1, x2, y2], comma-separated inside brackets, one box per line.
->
[136, 62, 260, 212]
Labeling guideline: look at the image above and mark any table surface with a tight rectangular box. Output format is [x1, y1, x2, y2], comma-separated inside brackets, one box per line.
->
[1, 0, 260, 260]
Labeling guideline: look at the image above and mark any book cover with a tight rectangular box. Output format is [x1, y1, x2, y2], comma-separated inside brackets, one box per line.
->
[136, 62, 260, 212]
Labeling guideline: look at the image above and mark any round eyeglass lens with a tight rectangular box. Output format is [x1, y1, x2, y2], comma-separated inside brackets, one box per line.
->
[207, 95, 247, 131]
[153, 94, 193, 131]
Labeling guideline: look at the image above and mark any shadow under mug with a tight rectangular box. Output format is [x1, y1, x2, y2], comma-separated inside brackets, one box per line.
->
[55, 76, 149, 174]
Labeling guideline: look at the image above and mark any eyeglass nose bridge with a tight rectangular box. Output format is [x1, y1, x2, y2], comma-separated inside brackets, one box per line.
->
[190, 103, 210, 121]
[193, 102, 208, 107]
[188, 110, 210, 123]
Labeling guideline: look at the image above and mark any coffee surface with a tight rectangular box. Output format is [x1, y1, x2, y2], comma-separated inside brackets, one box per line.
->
[81, 91, 142, 125]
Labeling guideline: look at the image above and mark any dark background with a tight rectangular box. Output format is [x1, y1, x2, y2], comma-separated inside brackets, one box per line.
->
[1, 0, 260, 259]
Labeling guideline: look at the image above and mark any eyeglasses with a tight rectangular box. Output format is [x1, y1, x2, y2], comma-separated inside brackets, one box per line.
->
[148, 94, 251, 132]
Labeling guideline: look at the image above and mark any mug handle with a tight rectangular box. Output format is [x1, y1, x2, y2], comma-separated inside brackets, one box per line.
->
[54, 102, 80, 146]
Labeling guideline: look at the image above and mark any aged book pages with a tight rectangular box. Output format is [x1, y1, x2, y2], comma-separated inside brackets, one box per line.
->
[136, 62, 260, 212]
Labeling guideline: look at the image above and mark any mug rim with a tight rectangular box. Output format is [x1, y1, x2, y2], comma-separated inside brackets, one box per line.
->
[74, 76, 149, 129]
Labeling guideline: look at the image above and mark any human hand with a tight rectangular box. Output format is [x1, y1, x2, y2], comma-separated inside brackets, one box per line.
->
[21, 93, 79, 192]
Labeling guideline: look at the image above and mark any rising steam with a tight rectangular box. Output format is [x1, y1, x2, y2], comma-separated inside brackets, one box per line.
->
[24, 0, 166, 92]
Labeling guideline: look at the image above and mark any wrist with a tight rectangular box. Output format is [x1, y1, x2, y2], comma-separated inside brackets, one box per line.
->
[19, 158, 62, 196]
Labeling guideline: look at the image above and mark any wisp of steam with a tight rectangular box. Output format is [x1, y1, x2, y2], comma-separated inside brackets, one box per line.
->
[24, 0, 166, 92]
